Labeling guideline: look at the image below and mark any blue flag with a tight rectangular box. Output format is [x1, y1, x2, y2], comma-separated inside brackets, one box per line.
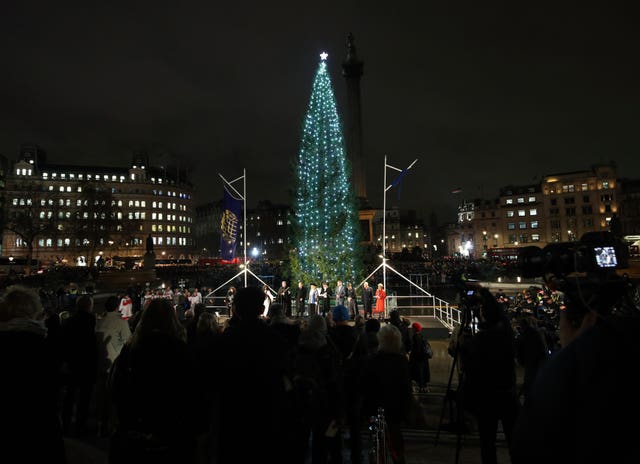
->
[391, 168, 409, 201]
[220, 186, 242, 261]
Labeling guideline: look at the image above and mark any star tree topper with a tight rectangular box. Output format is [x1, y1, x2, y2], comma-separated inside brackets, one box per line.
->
[320, 51, 328, 60]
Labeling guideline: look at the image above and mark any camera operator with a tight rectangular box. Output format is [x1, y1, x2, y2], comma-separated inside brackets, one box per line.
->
[511, 279, 640, 464]
[459, 285, 520, 464]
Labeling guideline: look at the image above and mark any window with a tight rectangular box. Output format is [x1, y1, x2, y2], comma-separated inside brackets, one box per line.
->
[551, 232, 560, 242]
[566, 207, 576, 216]
[506, 198, 513, 205]
[602, 181, 610, 189]
[530, 221, 539, 229]
[531, 234, 540, 242]
[507, 211, 514, 217]
[519, 222, 527, 229]
[518, 210, 526, 216]
[508, 234, 517, 244]
[550, 208, 560, 216]
[564, 197, 575, 204]
[583, 196, 590, 203]
[528, 196, 536, 202]
[508, 223, 515, 230]
[517, 197, 525, 204]
[582, 205, 593, 214]
[550, 198, 557, 206]
[581, 183, 588, 191]
[551, 220, 561, 229]
[529, 208, 537, 216]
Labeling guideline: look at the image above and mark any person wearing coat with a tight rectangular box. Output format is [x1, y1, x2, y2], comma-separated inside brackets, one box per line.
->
[374, 283, 387, 318]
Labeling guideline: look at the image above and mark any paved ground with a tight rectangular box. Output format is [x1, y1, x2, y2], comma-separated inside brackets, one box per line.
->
[63, 314, 517, 463]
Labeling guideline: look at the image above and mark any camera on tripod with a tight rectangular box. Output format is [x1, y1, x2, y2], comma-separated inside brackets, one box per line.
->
[517, 231, 629, 279]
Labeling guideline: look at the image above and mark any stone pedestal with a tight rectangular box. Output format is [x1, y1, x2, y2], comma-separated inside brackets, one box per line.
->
[143, 251, 156, 270]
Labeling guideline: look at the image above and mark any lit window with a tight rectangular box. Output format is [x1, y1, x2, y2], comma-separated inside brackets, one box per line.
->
[506, 199, 513, 204]
[528, 196, 535, 202]
[530, 209, 537, 216]
[517, 197, 525, 203]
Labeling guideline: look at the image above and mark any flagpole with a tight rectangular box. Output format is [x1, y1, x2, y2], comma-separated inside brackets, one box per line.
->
[382, 156, 418, 319]
[383, 155, 387, 295]
[243, 168, 247, 287]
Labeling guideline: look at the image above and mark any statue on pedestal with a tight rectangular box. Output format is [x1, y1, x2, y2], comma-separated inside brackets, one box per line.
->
[143, 234, 156, 269]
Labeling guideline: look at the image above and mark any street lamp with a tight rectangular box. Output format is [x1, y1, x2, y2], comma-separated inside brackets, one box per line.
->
[482, 230, 488, 252]
[493, 234, 499, 247]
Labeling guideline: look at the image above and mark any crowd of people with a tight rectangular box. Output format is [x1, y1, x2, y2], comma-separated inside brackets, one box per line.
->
[2, 258, 638, 464]
[1, 281, 437, 464]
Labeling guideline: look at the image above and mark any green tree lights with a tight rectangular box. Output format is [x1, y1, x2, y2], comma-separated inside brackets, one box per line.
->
[291, 53, 362, 285]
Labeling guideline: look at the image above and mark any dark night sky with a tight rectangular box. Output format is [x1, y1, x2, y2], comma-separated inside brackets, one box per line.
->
[1, 2, 638, 223]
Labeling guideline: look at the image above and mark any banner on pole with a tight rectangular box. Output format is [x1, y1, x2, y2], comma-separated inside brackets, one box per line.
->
[220, 185, 242, 261]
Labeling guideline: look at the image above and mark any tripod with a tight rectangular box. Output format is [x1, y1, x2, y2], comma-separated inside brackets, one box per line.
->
[434, 297, 477, 464]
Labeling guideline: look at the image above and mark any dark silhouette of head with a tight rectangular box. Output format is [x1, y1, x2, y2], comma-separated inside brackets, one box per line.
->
[105, 295, 119, 312]
[234, 286, 264, 321]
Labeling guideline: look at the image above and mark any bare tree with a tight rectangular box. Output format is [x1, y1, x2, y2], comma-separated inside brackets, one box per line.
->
[2, 183, 58, 275]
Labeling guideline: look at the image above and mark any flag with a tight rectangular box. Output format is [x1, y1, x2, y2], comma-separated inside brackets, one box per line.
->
[451, 187, 462, 194]
[220, 185, 242, 261]
[391, 168, 409, 201]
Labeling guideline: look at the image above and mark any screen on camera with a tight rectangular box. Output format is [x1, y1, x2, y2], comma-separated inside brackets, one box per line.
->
[594, 246, 618, 268]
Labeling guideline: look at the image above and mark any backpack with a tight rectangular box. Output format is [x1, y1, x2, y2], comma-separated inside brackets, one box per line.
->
[424, 341, 433, 359]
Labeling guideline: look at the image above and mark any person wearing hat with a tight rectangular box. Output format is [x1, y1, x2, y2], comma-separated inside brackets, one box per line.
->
[408, 322, 433, 393]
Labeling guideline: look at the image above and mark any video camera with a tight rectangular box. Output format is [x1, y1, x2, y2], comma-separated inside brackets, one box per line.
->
[517, 231, 629, 279]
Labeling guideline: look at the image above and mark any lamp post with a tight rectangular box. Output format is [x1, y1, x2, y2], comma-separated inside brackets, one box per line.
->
[482, 230, 488, 254]
[493, 234, 499, 247]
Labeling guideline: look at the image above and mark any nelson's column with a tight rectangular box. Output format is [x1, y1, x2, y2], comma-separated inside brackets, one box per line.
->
[342, 33, 375, 244]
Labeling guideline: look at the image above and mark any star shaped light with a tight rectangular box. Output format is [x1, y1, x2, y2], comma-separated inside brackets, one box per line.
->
[320, 52, 328, 61]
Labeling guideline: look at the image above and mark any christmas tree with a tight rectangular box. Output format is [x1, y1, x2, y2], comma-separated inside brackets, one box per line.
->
[291, 52, 362, 285]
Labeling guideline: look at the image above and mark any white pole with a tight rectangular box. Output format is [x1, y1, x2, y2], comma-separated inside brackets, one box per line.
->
[243, 168, 247, 287]
[382, 155, 387, 314]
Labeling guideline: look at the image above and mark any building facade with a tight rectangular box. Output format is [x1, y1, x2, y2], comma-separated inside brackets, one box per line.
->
[1, 146, 195, 266]
[448, 163, 628, 258]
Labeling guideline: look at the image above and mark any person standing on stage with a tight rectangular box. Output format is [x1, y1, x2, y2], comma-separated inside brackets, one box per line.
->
[277, 280, 292, 317]
[307, 283, 319, 317]
[374, 283, 387, 319]
[225, 286, 236, 318]
[295, 281, 306, 318]
[318, 281, 331, 316]
[334, 280, 346, 307]
[362, 281, 374, 319]
[346, 282, 358, 320]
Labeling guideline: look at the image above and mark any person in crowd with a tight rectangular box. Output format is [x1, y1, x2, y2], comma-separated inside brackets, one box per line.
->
[266, 302, 301, 352]
[295, 280, 306, 318]
[108, 298, 201, 464]
[318, 281, 331, 316]
[335, 279, 346, 307]
[389, 309, 412, 354]
[361, 324, 412, 464]
[307, 282, 319, 317]
[346, 282, 358, 320]
[291, 314, 344, 463]
[277, 280, 292, 317]
[118, 293, 133, 320]
[329, 304, 358, 361]
[514, 316, 549, 404]
[185, 302, 207, 345]
[408, 322, 432, 393]
[61, 294, 98, 436]
[362, 281, 374, 319]
[96, 295, 132, 437]
[214, 286, 292, 463]
[374, 283, 386, 319]
[511, 283, 640, 464]
[0, 285, 66, 463]
[459, 287, 519, 464]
